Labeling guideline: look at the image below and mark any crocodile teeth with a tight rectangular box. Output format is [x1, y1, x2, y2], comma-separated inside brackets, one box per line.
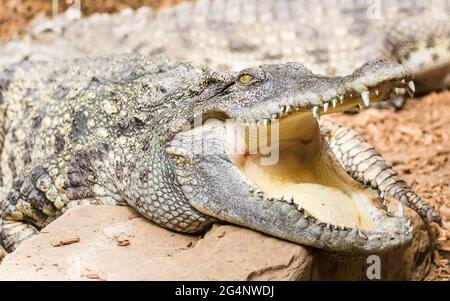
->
[357, 230, 368, 240]
[332, 98, 337, 108]
[375, 89, 380, 96]
[397, 203, 404, 218]
[312, 106, 320, 120]
[260, 118, 271, 126]
[271, 113, 279, 120]
[406, 81, 415, 97]
[407, 81, 415, 92]
[380, 191, 385, 199]
[406, 89, 414, 97]
[361, 91, 370, 107]
[323, 102, 329, 112]
[287, 195, 294, 204]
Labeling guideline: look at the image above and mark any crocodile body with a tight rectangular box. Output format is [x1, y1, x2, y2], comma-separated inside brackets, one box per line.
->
[0, 54, 440, 253]
[1, 0, 449, 103]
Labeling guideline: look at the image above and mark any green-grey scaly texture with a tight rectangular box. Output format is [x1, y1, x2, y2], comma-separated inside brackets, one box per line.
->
[0, 54, 440, 253]
[0, 55, 217, 252]
[1, 0, 449, 103]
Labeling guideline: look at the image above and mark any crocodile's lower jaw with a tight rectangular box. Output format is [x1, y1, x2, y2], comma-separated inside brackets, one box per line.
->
[227, 108, 383, 231]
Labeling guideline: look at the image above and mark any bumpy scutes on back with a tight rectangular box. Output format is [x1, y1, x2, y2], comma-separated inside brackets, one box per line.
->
[0, 0, 449, 95]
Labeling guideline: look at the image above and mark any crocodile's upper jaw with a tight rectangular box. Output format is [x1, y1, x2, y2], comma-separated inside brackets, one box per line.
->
[168, 60, 415, 253]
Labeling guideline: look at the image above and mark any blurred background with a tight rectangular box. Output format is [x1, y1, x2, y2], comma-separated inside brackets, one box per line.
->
[0, 0, 187, 41]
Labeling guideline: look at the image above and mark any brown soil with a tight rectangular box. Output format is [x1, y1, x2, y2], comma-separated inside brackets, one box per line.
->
[0, 0, 449, 280]
[0, 0, 189, 42]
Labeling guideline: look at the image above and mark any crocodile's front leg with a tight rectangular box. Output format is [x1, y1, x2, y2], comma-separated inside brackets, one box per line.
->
[321, 118, 441, 225]
[0, 150, 121, 252]
[0, 134, 214, 252]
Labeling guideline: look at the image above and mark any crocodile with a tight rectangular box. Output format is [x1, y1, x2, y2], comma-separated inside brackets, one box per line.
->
[1, 0, 449, 109]
[0, 54, 441, 253]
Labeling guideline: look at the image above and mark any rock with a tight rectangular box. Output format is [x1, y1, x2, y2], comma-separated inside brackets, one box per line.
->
[0, 205, 432, 280]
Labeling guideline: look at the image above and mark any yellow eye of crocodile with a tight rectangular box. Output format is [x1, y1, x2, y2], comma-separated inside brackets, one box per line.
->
[239, 74, 253, 85]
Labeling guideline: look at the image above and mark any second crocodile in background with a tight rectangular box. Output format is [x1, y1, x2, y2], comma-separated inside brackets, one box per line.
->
[1, 0, 449, 109]
[0, 54, 441, 254]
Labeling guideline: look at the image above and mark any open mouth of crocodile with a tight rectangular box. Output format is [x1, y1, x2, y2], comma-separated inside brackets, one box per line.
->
[225, 87, 401, 232]
[169, 61, 416, 253]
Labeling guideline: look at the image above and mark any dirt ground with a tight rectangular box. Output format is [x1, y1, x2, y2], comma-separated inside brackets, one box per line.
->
[0, 0, 449, 280]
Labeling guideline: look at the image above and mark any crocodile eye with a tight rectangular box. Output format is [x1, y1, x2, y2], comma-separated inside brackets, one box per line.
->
[239, 74, 253, 85]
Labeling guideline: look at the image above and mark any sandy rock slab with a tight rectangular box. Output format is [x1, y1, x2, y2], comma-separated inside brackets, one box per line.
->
[0, 205, 433, 280]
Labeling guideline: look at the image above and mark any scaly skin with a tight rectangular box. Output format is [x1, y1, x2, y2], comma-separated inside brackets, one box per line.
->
[1, 0, 449, 106]
[320, 119, 440, 223]
[0, 54, 440, 253]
